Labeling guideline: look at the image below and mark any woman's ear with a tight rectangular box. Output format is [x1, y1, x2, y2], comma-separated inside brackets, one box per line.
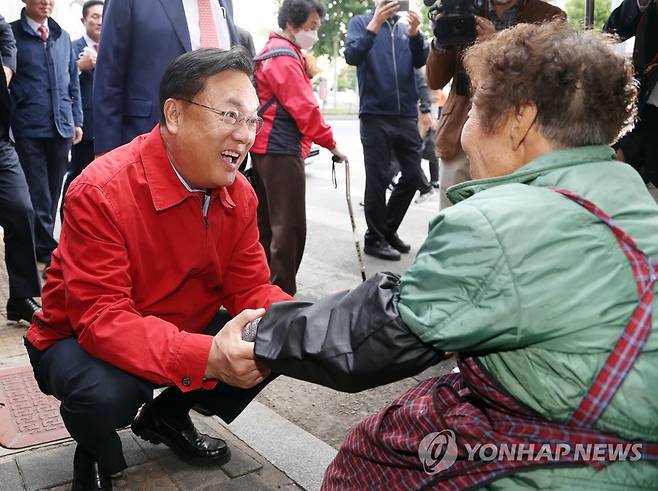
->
[163, 98, 181, 134]
[510, 102, 538, 151]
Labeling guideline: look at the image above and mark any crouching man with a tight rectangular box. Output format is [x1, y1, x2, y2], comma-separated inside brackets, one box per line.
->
[24, 47, 291, 491]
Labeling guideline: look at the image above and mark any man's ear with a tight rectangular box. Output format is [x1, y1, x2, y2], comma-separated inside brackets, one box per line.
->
[510, 102, 538, 151]
[163, 98, 182, 134]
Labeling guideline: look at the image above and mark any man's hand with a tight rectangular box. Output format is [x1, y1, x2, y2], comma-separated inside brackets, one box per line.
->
[419, 112, 436, 132]
[77, 50, 97, 72]
[407, 11, 422, 37]
[475, 16, 496, 42]
[331, 146, 349, 164]
[3, 66, 13, 86]
[367, 0, 399, 34]
[205, 308, 271, 388]
[73, 127, 83, 145]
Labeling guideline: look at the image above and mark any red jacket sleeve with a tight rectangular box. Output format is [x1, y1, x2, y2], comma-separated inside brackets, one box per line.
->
[264, 55, 337, 151]
[61, 183, 216, 392]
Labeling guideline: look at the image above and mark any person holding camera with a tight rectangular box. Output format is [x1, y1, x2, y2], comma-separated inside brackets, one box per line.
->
[345, 0, 429, 261]
[426, 0, 564, 210]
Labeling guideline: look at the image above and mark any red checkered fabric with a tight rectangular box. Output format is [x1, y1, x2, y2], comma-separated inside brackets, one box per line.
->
[322, 188, 658, 490]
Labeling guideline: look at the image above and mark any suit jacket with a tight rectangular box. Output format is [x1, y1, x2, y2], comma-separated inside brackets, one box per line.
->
[0, 14, 17, 138]
[10, 9, 83, 140]
[72, 37, 95, 141]
[604, 0, 658, 112]
[93, 0, 239, 153]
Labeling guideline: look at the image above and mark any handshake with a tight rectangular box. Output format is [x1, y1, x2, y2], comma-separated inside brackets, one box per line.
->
[209, 273, 444, 394]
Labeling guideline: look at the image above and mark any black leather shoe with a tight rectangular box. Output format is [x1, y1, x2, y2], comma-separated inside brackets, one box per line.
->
[364, 240, 401, 261]
[385, 233, 411, 254]
[131, 403, 230, 466]
[6, 297, 41, 323]
[71, 446, 112, 491]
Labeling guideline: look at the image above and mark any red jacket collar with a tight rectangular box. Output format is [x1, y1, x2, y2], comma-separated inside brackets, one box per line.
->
[139, 126, 236, 212]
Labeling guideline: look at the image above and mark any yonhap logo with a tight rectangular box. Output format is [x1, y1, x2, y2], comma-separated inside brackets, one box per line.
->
[418, 430, 458, 474]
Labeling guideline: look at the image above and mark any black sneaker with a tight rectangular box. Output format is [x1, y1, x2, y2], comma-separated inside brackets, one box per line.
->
[364, 240, 401, 261]
[385, 233, 411, 254]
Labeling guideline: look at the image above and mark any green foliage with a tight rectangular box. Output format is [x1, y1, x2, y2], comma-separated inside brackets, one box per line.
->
[565, 0, 612, 30]
[315, 0, 372, 58]
[336, 64, 358, 91]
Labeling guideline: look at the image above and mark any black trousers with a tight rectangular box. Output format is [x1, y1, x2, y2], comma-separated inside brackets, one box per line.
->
[24, 311, 274, 475]
[0, 138, 41, 298]
[616, 104, 658, 187]
[360, 116, 424, 243]
[61, 138, 95, 220]
[14, 136, 71, 263]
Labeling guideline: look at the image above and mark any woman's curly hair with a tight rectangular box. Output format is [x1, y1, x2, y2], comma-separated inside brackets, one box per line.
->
[462, 21, 637, 146]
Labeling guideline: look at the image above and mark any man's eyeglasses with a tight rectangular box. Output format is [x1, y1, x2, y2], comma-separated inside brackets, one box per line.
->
[180, 99, 264, 134]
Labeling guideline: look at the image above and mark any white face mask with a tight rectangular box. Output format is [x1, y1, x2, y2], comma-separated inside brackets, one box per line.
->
[294, 29, 318, 50]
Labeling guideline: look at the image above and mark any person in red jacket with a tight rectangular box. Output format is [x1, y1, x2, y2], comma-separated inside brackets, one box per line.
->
[250, 0, 348, 296]
[23, 48, 292, 491]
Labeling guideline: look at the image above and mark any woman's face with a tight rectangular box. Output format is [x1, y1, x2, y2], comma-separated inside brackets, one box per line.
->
[461, 102, 516, 180]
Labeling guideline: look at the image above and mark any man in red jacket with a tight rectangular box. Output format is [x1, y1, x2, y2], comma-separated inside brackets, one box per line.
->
[24, 48, 291, 491]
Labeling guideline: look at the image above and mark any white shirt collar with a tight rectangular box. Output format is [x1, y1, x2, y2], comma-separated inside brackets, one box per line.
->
[83, 33, 98, 49]
[25, 15, 47, 36]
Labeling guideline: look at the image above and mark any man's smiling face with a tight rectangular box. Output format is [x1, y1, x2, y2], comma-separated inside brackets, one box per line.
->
[166, 70, 259, 189]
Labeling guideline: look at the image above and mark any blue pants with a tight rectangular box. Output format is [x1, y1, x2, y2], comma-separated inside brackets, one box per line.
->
[0, 138, 40, 298]
[25, 311, 274, 474]
[14, 136, 70, 263]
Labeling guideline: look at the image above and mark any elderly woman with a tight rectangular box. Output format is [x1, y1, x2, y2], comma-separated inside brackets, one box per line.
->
[250, 21, 658, 488]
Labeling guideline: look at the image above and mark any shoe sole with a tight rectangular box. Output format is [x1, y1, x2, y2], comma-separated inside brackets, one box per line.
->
[132, 426, 231, 467]
[363, 249, 401, 261]
[6, 312, 31, 324]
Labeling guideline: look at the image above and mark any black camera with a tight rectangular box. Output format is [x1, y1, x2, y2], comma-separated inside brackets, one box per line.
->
[425, 0, 485, 46]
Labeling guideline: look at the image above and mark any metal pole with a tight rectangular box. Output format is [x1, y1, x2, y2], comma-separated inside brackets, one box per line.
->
[585, 0, 595, 28]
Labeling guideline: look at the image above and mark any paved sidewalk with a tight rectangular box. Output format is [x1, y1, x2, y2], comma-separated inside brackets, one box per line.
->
[0, 232, 336, 491]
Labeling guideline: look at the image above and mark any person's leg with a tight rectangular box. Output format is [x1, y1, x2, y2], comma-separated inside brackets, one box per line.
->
[25, 337, 153, 475]
[424, 129, 440, 185]
[361, 117, 392, 244]
[386, 118, 424, 234]
[0, 139, 40, 301]
[251, 154, 306, 296]
[250, 153, 272, 264]
[438, 148, 470, 210]
[14, 138, 59, 263]
[46, 136, 72, 228]
[61, 139, 94, 220]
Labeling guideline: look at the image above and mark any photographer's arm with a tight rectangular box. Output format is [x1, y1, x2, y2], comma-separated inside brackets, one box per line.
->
[426, 43, 457, 90]
[603, 0, 643, 40]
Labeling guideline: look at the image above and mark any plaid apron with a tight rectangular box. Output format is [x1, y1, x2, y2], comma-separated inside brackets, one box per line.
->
[323, 188, 658, 490]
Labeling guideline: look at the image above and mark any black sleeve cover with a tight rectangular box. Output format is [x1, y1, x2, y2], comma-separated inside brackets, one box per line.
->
[253, 272, 444, 393]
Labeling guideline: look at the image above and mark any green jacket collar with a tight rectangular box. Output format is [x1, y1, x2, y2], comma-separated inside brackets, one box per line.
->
[448, 145, 615, 204]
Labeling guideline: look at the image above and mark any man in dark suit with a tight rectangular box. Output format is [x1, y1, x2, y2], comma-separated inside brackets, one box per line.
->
[10, 0, 83, 267]
[61, 0, 103, 218]
[0, 14, 41, 323]
[93, 0, 239, 154]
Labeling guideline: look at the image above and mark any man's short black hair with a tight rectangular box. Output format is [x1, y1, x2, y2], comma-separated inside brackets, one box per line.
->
[82, 0, 103, 18]
[277, 0, 326, 30]
[159, 47, 253, 124]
